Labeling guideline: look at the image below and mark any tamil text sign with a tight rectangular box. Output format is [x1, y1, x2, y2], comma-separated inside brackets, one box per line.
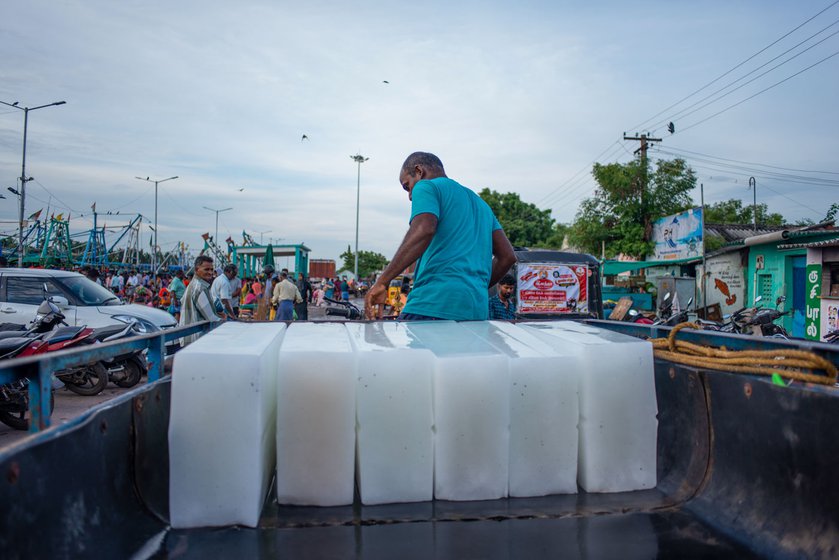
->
[517, 263, 588, 314]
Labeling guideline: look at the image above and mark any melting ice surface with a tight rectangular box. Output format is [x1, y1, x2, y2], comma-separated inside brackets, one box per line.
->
[521, 321, 657, 493]
[169, 322, 286, 528]
[345, 322, 434, 505]
[405, 321, 510, 501]
[462, 321, 581, 497]
[276, 322, 357, 506]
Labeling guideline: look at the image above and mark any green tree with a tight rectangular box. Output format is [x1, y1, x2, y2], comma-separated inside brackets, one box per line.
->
[479, 189, 554, 247]
[569, 158, 696, 258]
[339, 245, 389, 278]
[537, 222, 571, 249]
[704, 199, 784, 226]
[825, 202, 839, 223]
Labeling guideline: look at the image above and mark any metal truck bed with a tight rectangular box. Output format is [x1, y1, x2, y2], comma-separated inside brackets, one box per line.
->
[1, 324, 837, 559]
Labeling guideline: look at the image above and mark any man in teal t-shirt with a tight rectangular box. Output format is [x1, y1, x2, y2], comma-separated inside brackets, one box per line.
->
[365, 152, 516, 320]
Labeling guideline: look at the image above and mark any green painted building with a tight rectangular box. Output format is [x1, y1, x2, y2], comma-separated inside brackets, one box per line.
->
[745, 229, 839, 337]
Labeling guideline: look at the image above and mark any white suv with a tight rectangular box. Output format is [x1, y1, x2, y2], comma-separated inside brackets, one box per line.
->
[0, 268, 177, 333]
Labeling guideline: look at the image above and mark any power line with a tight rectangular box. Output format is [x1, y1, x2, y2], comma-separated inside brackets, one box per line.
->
[660, 155, 839, 190]
[649, 27, 839, 135]
[660, 144, 839, 175]
[536, 140, 621, 205]
[655, 147, 839, 186]
[540, 145, 626, 209]
[675, 48, 839, 135]
[627, 0, 839, 133]
[31, 179, 81, 214]
[543, 147, 633, 212]
[647, 21, 839, 135]
[759, 183, 826, 216]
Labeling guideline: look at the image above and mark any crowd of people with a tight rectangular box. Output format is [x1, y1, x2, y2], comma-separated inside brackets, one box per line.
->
[75, 262, 363, 325]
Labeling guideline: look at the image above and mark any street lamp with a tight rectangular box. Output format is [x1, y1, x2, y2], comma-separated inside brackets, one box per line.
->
[350, 153, 369, 279]
[0, 99, 66, 267]
[203, 206, 233, 248]
[135, 175, 179, 273]
[255, 229, 272, 244]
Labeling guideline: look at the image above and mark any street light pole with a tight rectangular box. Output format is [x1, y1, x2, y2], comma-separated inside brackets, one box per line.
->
[350, 154, 369, 279]
[256, 229, 272, 244]
[203, 206, 233, 249]
[136, 175, 178, 273]
[0, 99, 66, 267]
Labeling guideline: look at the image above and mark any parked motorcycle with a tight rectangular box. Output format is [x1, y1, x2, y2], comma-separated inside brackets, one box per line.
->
[653, 293, 694, 326]
[697, 296, 790, 338]
[0, 336, 54, 430]
[743, 296, 790, 338]
[324, 297, 363, 320]
[90, 322, 148, 388]
[0, 294, 108, 396]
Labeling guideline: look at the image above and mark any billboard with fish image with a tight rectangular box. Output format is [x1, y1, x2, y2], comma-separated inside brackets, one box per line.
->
[652, 207, 703, 261]
[517, 263, 588, 314]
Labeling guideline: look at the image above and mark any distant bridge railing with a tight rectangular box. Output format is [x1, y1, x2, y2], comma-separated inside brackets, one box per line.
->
[0, 321, 217, 433]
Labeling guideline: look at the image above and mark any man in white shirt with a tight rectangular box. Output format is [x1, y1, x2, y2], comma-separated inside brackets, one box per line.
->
[229, 273, 242, 317]
[271, 271, 302, 321]
[210, 263, 238, 320]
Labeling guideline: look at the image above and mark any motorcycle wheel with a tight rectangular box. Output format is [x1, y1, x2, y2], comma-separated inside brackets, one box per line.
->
[0, 391, 55, 431]
[62, 362, 109, 396]
[114, 356, 144, 388]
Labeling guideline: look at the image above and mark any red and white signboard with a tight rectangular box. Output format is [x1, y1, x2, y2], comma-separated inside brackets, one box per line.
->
[517, 263, 588, 314]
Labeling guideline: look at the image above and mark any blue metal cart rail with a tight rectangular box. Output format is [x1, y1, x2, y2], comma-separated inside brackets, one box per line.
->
[0, 321, 217, 433]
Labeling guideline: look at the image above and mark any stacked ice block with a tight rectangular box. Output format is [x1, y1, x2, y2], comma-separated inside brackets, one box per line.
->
[521, 321, 657, 493]
[406, 322, 510, 501]
[345, 322, 435, 505]
[276, 322, 357, 506]
[169, 322, 286, 528]
[463, 321, 581, 497]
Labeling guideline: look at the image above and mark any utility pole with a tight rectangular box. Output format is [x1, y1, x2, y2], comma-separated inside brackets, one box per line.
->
[623, 133, 662, 240]
[350, 154, 369, 280]
[748, 176, 757, 232]
[0, 99, 66, 267]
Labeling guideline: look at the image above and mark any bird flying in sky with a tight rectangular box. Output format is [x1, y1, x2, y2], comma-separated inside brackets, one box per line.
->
[301, 134, 309, 141]
[238, 187, 244, 192]
[382, 80, 389, 84]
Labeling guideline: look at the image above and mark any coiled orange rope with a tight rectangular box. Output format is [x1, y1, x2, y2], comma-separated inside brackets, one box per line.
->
[651, 322, 838, 386]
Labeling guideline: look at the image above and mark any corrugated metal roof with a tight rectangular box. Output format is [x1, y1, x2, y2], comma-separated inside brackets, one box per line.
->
[778, 237, 839, 250]
[786, 228, 837, 239]
[704, 223, 785, 242]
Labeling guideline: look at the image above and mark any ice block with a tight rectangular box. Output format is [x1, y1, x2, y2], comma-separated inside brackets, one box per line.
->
[276, 322, 357, 506]
[346, 322, 434, 505]
[462, 321, 580, 497]
[521, 321, 657, 493]
[405, 322, 510, 501]
[169, 321, 286, 528]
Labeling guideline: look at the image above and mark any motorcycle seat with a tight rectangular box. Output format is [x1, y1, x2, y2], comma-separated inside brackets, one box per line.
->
[92, 324, 131, 341]
[0, 336, 35, 356]
[0, 330, 29, 341]
[44, 326, 87, 344]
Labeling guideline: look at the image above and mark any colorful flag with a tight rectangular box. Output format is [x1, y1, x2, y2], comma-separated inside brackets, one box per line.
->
[27, 209, 42, 221]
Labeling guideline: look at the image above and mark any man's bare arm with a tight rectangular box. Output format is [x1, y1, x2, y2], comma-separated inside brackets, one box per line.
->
[377, 213, 438, 287]
[364, 213, 437, 318]
[489, 229, 517, 287]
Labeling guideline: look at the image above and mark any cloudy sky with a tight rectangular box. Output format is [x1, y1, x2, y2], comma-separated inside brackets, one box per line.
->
[1, 0, 837, 267]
